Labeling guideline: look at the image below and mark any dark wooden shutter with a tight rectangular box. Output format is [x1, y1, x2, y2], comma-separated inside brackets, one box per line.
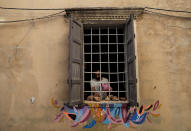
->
[125, 14, 137, 106]
[68, 17, 83, 105]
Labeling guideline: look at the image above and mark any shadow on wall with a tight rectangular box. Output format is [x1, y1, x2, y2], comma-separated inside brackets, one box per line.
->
[51, 98, 161, 129]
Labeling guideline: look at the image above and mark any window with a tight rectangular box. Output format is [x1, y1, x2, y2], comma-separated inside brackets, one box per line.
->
[83, 25, 127, 103]
[68, 14, 137, 106]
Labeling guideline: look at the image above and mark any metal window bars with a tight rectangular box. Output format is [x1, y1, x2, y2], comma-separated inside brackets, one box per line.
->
[83, 25, 126, 102]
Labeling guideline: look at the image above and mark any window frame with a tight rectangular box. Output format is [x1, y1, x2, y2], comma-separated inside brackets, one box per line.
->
[68, 14, 138, 106]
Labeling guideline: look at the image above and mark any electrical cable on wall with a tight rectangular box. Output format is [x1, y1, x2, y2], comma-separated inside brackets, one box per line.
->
[0, 6, 65, 10]
[0, 6, 191, 13]
[145, 7, 191, 13]
[144, 10, 191, 19]
[0, 6, 191, 23]
[0, 11, 65, 23]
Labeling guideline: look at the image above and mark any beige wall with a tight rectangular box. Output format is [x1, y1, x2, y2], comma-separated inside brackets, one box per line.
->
[137, 14, 191, 131]
[0, 0, 191, 131]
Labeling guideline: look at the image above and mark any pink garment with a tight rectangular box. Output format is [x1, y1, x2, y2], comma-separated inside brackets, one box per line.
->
[101, 83, 112, 91]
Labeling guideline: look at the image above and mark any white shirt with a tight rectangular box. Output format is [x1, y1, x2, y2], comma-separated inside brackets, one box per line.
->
[90, 77, 108, 99]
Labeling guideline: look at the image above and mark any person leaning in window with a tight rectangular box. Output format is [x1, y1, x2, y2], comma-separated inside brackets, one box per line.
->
[88, 69, 113, 101]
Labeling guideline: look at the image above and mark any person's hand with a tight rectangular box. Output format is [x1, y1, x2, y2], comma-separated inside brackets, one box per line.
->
[94, 93, 100, 97]
[92, 87, 95, 91]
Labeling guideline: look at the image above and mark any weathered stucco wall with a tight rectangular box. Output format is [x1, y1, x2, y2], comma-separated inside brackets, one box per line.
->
[0, 0, 191, 131]
[136, 14, 191, 131]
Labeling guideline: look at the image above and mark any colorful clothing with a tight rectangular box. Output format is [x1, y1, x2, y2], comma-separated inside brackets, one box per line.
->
[90, 78, 108, 99]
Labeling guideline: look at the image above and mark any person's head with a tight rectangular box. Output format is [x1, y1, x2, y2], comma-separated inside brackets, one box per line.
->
[92, 67, 101, 80]
[95, 70, 100, 80]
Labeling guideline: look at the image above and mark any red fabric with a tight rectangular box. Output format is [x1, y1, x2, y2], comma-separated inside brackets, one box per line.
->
[101, 83, 112, 91]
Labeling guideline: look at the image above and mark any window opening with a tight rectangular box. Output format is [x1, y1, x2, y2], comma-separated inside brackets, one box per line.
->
[83, 25, 127, 103]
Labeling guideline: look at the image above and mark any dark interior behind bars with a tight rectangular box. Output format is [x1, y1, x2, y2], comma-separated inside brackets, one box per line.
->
[83, 25, 127, 101]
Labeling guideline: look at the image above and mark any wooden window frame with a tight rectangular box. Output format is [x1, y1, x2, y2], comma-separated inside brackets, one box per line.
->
[68, 14, 138, 106]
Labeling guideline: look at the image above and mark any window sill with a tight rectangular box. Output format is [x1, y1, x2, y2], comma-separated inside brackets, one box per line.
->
[84, 100, 128, 104]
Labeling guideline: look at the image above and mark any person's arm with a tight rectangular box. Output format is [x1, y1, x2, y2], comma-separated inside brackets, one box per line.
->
[92, 86, 99, 97]
[90, 80, 97, 97]
[92, 87, 96, 91]
[91, 80, 100, 97]
[90, 80, 95, 91]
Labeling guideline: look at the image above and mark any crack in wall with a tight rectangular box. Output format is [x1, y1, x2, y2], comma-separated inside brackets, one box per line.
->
[8, 22, 34, 66]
